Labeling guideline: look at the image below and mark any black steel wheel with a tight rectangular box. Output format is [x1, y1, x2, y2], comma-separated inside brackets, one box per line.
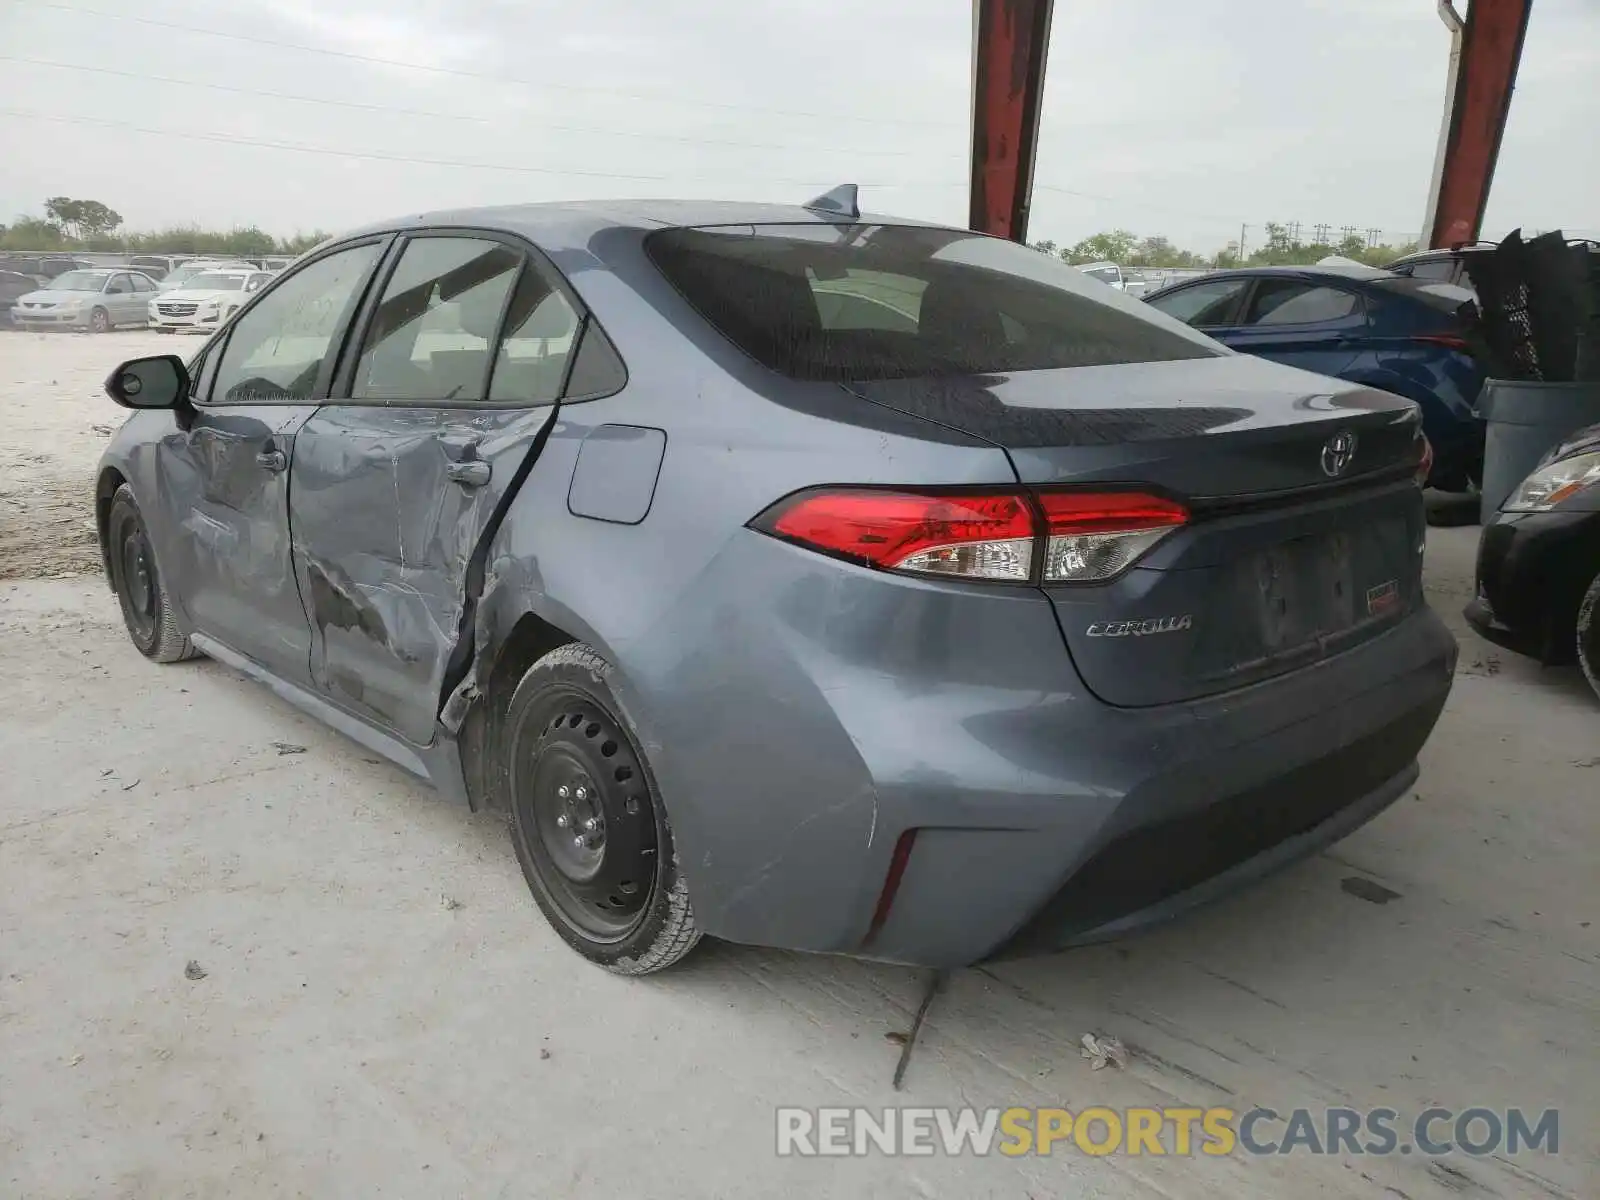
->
[505, 643, 700, 973]
[106, 485, 195, 663]
[1577, 570, 1600, 705]
[88, 306, 110, 334]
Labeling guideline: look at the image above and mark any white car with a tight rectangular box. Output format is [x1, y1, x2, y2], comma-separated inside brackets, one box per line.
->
[148, 268, 274, 333]
[1076, 260, 1127, 291]
[155, 259, 259, 293]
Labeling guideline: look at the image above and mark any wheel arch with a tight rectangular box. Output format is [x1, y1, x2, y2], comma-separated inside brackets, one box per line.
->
[94, 466, 129, 588]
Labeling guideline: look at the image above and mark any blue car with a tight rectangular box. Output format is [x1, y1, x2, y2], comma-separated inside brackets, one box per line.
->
[1145, 265, 1487, 491]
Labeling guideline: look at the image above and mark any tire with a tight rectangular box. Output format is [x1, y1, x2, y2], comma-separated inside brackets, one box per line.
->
[88, 306, 110, 334]
[106, 484, 196, 663]
[1577, 570, 1600, 704]
[504, 643, 701, 974]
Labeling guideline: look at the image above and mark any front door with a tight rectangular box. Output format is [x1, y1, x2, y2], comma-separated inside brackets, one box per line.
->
[104, 273, 142, 326]
[288, 234, 578, 745]
[152, 240, 386, 683]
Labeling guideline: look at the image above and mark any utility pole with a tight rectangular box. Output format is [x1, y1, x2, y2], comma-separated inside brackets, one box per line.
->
[1239, 223, 1248, 261]
[1314, 222, 1331, 244]
[1367, 227, 1382, 248]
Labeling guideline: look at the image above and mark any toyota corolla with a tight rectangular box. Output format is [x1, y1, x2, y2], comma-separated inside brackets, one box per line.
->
[94, 192, 1457, 974]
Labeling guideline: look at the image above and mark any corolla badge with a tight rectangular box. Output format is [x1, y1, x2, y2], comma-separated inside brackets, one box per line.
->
[1321, 430, 1359, 478]
[1086, 615, 1193, 638]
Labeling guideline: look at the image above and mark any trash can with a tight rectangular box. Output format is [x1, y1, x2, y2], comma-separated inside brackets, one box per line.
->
[1478, 380, 1600, 523]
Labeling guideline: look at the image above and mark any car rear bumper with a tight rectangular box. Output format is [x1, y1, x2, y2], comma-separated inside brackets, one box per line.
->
[631, 532, 1458, 968]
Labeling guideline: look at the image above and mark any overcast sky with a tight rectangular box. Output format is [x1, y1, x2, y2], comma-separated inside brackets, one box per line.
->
[1, 0, 1595, 252]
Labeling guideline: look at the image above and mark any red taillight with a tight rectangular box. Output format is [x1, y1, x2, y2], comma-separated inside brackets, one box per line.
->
[1036, 490, 1188, 582]
[1413, 332, 1470, 352]
[760, 489, 1035, 580]
[1415, 431, 1434, 486]
[752, 487, 1188, 584]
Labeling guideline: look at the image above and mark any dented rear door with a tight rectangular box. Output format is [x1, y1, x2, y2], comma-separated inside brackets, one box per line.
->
[287, 234, 587, 746]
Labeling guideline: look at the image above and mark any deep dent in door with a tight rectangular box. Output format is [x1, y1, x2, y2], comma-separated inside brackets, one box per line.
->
[290, 404, 559, 743]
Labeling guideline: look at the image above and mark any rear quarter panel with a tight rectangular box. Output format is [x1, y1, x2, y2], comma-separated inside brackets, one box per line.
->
[473, 227, 1040, 949]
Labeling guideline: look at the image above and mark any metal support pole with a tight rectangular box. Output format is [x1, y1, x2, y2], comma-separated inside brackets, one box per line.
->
[968, 0, 1055, 242]
[1424, 0, 1535, 249]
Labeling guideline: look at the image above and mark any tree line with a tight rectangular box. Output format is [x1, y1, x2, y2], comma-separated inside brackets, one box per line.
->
[0, 197, 328, 257]
[5, 196, 1422, 271]
[1035, 224, 1420, 270]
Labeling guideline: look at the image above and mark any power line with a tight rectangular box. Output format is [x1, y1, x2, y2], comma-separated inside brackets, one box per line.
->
[0, 107, 916, 188]
[15, 0, 954, 130]
[0, 55, 957, 158]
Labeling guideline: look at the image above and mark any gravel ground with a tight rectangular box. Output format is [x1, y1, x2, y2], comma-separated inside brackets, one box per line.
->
[0, 330, 182, 579]
[0, 333, 1595, 1199]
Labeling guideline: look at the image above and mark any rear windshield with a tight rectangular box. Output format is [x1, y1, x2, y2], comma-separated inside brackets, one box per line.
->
[645, 224, 1220, 382]
[1372, 277, 1478, 314]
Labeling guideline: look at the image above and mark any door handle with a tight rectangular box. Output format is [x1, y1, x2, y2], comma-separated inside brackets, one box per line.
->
[255, 448, 287, 472]
[446, 459, 491, 487]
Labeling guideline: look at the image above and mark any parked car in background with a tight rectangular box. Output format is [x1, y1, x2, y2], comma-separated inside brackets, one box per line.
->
[148, 268, 274, 333]
[1385, 244, 1495, 290]
[1145, 265, 1488, 492]
[11, 268, 159, 332]
[1076, 260, 1127, 290]
[0, 270, 41, 322]
[0, 253, 93, 280]
[156, 259, 258, 292]
[1465, 422, 1600, 699]
[94, 196, 1454, 975]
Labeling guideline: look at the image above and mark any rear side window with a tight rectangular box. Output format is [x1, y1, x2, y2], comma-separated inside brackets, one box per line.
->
[645, 224, 1218, 382]
[488, 269, 581, 404]
[352, 236, 522, 403]
[1243, 281, 1361, 325]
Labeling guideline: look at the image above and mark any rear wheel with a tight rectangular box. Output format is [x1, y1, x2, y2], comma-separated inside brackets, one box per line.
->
[107, 485, 195, 663]
[505, 643, 700, 974]
[1577, 570, 1600, 704]
[88, 306, 110, 334]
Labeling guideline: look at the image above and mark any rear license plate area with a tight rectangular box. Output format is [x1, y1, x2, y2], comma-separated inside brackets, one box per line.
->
[1255, 530, 1360, 650]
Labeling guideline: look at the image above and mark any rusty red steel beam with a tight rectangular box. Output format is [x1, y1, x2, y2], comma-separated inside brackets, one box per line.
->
[968, 0, 1055, 242]
[1429, 0, 1534, 248]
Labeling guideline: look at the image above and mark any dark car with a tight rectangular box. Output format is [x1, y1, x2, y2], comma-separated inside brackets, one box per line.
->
[94, 196, 1456, 975]
[0, 270, 41, 321]
[0, 253, 93, 279]
[1145, 266, 1488, 492]
[1385, 244, 1497, 290]
[1464, 423, 1600, 699]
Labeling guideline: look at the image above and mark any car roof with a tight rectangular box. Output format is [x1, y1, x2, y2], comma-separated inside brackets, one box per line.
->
[336, 198, 949, 254]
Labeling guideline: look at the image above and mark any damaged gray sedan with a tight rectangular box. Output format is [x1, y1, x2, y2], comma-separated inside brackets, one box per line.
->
[94, 194, 1457, 974]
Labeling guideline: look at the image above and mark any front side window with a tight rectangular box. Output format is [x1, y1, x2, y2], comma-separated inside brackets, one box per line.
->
[210, 242, 381, 404]
[131, 274, 156, 292]
[645, 224, 1218, 382]
[1243, 281, 1361, 326]
[107, 274, 133, 294]
[353, 236, 522, 403]
[1147, 278, 1251, 327]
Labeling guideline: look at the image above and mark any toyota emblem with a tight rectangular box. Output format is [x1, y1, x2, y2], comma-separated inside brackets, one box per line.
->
[1321, 430, 1358, 478]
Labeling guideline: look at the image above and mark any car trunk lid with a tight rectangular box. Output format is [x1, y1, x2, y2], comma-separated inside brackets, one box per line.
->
[846, 355, 1428, 707]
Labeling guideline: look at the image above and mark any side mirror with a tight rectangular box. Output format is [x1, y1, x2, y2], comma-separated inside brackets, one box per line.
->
[105, 355, 190, 410]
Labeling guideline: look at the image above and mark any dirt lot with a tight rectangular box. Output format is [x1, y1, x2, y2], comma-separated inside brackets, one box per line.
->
[1, 332, 1596, 1199]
